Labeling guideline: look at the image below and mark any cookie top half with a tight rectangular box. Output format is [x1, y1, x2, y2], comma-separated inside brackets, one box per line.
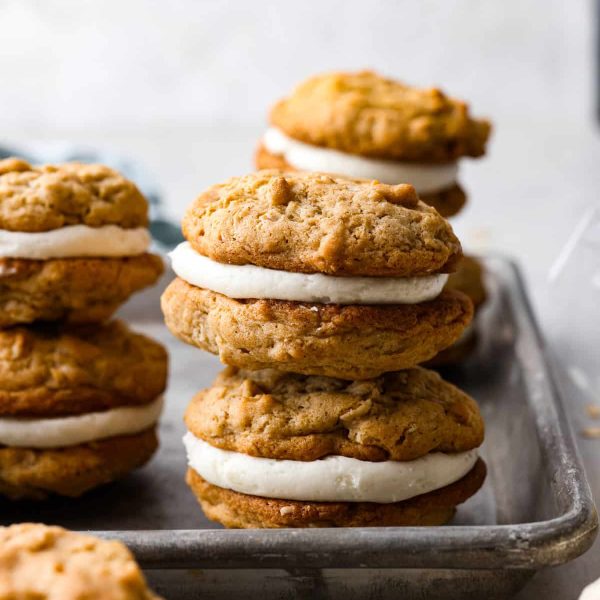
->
[185, 366, 484, 462]
[0, 320, 167, 417]
[269, 71, 491, 162]
[183, 170, 462, 276]
[0, 523, 161, 600]
[0, 158, 148, 232]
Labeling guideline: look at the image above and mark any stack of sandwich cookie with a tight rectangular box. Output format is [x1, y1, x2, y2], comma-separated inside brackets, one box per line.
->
[256, 71, 491, 366]
[0, 158, 167, 500]
[0, 322, 166, 499]
[0, 523, 162, 599]
[184, 367, 485, 528]
[255, 70, 491, 218]
[163, 171, 473, 379]
[161, 169, 486, 527]
[0, 158, 163, 325]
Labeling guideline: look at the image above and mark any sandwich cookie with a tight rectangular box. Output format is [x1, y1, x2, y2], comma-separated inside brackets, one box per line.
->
[0, 523, 161, 599]
[0, 321, 167, 499]
[0, 158, 163, 326]
[184, 366, 486, 528]
[162, 170, 473, 379]
[255, 71, 491, 217]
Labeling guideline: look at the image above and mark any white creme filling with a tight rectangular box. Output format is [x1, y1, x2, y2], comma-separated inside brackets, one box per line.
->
[0, 224, 151, 259]
[0, 396, 163, 449]
[170, 242, 448, 305]
[263, 127, 458, 194]
[184, 433, 478, 504]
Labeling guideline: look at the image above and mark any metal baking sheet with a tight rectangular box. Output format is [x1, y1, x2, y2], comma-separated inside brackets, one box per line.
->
[1, 256, 596, 600]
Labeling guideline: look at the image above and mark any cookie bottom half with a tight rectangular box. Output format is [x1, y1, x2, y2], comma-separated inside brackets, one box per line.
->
[162, 279, 473, 380]
[0, 428, 158, 500]
[0, 254, 164, 327]
[186, 458, 486, 528]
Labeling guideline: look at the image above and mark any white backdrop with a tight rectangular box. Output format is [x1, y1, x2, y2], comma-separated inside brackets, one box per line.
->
[0, 0, 593, 131]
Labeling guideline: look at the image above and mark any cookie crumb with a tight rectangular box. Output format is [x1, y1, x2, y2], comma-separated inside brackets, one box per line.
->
[373, 183, 419, 207]
[586, 404, 600, 418]
[280, 505, 295, 516]
[581, 427, 600, 439]
[240, 379, 261, 397]
[267, 176, 293, 206]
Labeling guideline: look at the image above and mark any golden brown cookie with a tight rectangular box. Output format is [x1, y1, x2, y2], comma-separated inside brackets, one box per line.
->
[187, 458, 486, 528]
[445, 255, 486, 309]
[0, 158, 148, 232]
[0, 321, 167, 417]
[162, 278, 473, 379]
[0, 429, 158, 500]
[425, 256, 486, 367]
[185, 366, 484, 462]
[184, 366, 485, 528]
[424, 329, 478, 369]
[0, 523, 161, 599]
[254, 143, 467, 218]
[0, 254, 164, 327]
[422, 184, 467, 218]
[182, 170, 462, 277]
[268, 71, 491, 162]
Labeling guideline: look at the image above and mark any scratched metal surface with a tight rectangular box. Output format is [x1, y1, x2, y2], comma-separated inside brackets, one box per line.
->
[1, 257, 596, 600]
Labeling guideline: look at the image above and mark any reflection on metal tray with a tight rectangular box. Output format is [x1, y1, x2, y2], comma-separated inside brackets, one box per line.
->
[1, 257, 596, 600]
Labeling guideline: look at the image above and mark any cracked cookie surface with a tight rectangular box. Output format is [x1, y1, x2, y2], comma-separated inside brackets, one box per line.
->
[268, 71, 491, 162]
[185, 366, 484, 462]
[0, 158, 148, 232]
[0, 320, 167, 417]
[182, 170, 462, 277]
